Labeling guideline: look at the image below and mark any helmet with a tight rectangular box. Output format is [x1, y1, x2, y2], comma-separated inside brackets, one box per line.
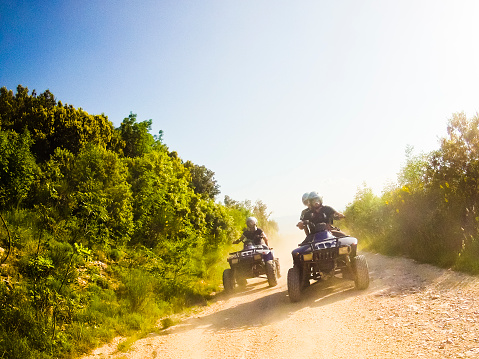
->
[308, 191, 323, 205]
[302, 192, 310, 206]
[246, 216, 257, 228]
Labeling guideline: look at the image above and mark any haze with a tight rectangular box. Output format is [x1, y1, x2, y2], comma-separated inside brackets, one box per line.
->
[1, 1, 479, 234]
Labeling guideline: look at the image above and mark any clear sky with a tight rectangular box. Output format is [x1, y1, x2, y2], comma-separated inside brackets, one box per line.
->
[2, 1, 479, 233]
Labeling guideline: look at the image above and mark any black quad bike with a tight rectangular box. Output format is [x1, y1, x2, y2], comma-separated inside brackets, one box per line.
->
[223, 242, 280, 292]
[287, 228, 369, 302]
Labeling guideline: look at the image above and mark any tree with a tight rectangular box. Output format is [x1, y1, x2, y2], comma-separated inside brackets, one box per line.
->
[0, 130, 38, 209]
[398, 145, 429, 190]
[184, 161, 220, 199]
[253, 200, 278, 235]
[40, 145, 134, 247]
[115, 112, 155, 158]
[0, 86, 114, 162]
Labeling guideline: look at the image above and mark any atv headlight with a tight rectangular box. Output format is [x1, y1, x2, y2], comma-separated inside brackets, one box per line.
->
[338, 246, 350, 255]
[302, 253, 313, 261]
[231, 258, 239, 264]
[253, 254, 262, 261]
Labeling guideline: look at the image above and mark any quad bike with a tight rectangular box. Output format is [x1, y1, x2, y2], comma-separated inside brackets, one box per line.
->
[287, 225, 369, 302]
[223, 241, 280, 292]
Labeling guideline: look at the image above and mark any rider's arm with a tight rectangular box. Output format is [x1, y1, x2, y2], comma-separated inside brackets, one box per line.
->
[333, 212, 345, 220]
[297, 208, 312, 230]
[233, 234, 245, 244]
[262, 233, 269, 247]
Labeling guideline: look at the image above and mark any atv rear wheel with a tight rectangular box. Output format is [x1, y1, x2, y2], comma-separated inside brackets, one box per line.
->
[274, 258, 281, 278]
[223, 268, 235, 292]
[266, 260, 278, 287]
[287, 266, 302, 302]
[235, 273, 247, 287]
[353, 255, 370, 290]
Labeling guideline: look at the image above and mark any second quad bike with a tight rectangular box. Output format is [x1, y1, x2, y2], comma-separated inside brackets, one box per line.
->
[223, 242, 280, 292]
[287, 228, 369, 302]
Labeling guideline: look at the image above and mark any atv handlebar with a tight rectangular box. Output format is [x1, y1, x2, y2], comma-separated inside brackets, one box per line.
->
[299, 220, 328, 233]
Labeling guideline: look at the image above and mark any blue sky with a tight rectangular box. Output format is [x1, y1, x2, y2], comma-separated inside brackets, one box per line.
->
[2, 1, 479, 234]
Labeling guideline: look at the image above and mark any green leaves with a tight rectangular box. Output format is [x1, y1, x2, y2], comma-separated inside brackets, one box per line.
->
[0, 85, 282, 358]
[27, 256, 54, 279]
[114, 112, 156, 158]
[184, 161, 220, 199]
[74, 243, 91, 261]
[0, 130, 38, 209]
[346, 112, 479, 268]
[0, 85, 114, 163]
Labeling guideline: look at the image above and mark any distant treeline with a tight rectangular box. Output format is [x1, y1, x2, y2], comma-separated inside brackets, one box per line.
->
[344, 112, 479, 273]
[0, 85, 277, 358]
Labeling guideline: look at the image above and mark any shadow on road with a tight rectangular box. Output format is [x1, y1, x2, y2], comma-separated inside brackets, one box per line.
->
[159, 251, 460, 338]
[161, 275, 363, 336]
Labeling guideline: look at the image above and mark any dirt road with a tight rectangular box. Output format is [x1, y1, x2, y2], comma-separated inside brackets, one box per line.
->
[82, 251, 479, 359]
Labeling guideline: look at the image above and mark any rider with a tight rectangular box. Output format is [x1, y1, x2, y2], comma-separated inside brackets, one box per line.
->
[233, 216, 270, 247]
[299, 191, 347, 238]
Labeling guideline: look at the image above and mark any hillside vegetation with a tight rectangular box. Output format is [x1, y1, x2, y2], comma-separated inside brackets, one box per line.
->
[0, 85, 278, 358]
[344, 112, 479, 273]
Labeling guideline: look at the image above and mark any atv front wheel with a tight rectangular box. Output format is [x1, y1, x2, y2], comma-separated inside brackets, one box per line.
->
[266, 260, 278, 287]
[223, 268, 235, 292]
[353, 255, 370, 290]
[287, 266, 302, 302]
[341, 267, 355, 280]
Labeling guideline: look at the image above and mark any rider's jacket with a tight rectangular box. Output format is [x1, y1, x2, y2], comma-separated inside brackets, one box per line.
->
[242, 228, 265, 245]
[303, 205, 337, 233]
[299, 207, 311, 221]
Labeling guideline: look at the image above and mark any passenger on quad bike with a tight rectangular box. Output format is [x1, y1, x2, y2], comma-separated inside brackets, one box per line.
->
[287, 192, 370, 302]
[297, 192, 347, 242]
[298, 192, 312, 236]
[234, 216, 270, 248]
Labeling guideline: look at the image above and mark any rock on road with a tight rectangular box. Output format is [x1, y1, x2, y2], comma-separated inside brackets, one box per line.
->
[82, 251, 479, 359]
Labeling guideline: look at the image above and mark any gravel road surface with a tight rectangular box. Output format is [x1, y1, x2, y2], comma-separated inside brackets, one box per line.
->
[81, 250, 479, 359]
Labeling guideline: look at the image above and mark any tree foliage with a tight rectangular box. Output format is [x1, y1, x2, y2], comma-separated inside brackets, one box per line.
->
[0, 85, 278, 358]
[114, 112, 157, 158]
[0, 130, 38, 209]
[184, 161, 220, 199]
[345, 112, 479, 269]
[0, 85, 113, 163]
